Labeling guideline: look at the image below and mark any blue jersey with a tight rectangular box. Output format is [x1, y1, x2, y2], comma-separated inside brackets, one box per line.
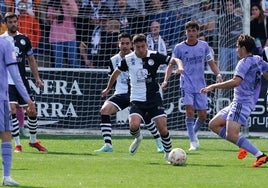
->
[234, 55, 268, 109]
[173, 40, 213, 93]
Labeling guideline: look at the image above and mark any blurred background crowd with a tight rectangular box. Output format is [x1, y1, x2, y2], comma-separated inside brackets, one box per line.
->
[0, 0, 265, 69]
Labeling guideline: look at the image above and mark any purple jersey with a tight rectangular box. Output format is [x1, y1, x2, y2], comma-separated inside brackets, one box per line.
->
[0, 37, 30, 102]
[234, 55, 268, 109]
[173, 40, 213, 93]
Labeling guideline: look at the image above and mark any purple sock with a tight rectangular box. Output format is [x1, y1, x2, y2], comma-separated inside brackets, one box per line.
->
[2, 142, 12, 177]
[236, 136, 260, 156]
[218, 127, 226, 139]
[185, 117, 195, 142]
[194, 118, 204, 133]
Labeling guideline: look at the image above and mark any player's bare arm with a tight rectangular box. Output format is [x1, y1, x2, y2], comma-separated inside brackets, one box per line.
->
[28, 55, 44, 88]
[101, 69, 121, 97]
[208, 60, 223, 83]
[162, 57, 183, 89]
[200, 76, 242, 93]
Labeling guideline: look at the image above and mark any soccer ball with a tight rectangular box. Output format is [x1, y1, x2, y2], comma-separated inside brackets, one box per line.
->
[168, 148, 187, 166]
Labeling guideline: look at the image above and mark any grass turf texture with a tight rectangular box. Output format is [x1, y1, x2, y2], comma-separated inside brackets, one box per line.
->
[11, 135, 268, 188]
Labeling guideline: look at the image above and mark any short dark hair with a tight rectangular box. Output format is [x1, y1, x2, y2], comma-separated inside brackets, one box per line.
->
[118, 32, 132, 41]
[185, 20, 199, 31]
[4, 12, 18, 22]
[132, 34, 146, 44]
[237, 34, 255, 53]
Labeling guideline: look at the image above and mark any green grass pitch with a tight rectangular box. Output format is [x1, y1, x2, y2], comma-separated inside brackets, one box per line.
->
[11, 135, 268, 188]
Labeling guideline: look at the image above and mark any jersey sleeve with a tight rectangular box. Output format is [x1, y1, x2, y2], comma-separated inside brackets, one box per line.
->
[117, 58, 128, 72]
[108, 60, 114, 76]
[234, 59, 249, 79]
[205, 44, 214, 62]
[25, 36, 34, 56]
[155, 52, 172, 65]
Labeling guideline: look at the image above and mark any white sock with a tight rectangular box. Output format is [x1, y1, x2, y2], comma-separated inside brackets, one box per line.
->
[105, 143, 112, 148]
[30, 134, 37, 143]
[13, 136, 21, 146]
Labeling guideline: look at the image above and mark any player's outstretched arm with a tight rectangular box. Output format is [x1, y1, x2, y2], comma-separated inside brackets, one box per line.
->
[162, 57, 183, 89]
[200, 76, 242, 93]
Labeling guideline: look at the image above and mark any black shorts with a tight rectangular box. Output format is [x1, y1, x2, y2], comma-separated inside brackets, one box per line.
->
[106, 93, 130, 111]
[129, 100, 166, 123]
[9, 85, 35, 107]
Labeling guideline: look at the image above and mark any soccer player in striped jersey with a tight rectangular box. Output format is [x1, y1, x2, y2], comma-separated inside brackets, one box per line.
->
[0, 36, 35, 186]
[201, 34, 268, 167]
[96, 32, 164, 153]
[163, 21, 222, 151]
[101, 33, 183, 162]
[2, 12, 47, 153]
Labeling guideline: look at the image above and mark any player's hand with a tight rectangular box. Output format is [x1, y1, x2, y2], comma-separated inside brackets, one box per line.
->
[200, 85, 214, 93]
[36, 79, 44, 88]
[216, 74, 223, 83]
[26, 100, 36, 116]
[101, 88, 110, 97]
[161, 81, 168, 90]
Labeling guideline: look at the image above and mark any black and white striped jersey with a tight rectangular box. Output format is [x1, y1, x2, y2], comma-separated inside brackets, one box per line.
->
[117, 50, 171, 102]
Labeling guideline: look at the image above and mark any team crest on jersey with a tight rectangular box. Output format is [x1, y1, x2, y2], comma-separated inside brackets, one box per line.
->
[148, 59, 154, 66]
[20, 39, 26, 46]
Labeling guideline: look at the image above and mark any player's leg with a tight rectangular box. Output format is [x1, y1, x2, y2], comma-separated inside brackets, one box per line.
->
[95, 101, 118, 152]
[209, 112, 248, 159]
[193, 93, 207, 134]
[185, 105, 197, 151]
[10, 103, 22, 153]
[210, 103, 267, 167]
[95, 94, 129, 152]
[144, 114, 164, 153]
[191, 93, 207, 150]
[183, 91, 198, 150]
[22, 93, 47, 152]
[226, 120, 267, 167]
[9, 85, 23, 152]
[26, 102, 47, 152]
[211, 105, 247, 159]
[193, 110, 207, 149]
[16, 107, 30, 137]
[128, 104, 143, 155]
[1, 100, 19, 186]
[154, 116, 172, 162]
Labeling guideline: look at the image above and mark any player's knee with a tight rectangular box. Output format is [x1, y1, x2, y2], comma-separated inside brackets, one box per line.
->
[100, 104, 116, 115]
[208, 120, 217, 131]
